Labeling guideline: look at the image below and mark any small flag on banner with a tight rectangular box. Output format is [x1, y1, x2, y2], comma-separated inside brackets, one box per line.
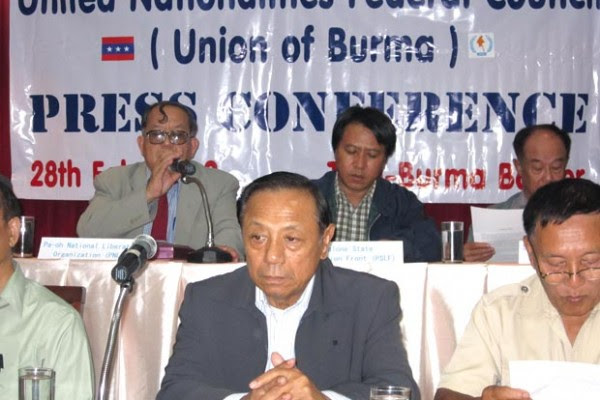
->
[101, 36, 134, 61]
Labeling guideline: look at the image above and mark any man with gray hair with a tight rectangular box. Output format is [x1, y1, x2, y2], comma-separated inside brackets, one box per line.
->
[464, 124, 571, 262]
[77, 101, 243, 260]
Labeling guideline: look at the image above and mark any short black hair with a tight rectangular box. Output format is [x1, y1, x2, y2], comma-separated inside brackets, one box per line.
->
[523, 178, 600, 237]
[513, 124, 571, 161]
[238, 172, 331, 234]
[0, 176, 22, 223]
[331, 105, 397, 159]
[141, 101, 198, 137]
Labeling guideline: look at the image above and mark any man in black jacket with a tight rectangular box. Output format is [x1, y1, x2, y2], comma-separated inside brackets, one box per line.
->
[313, 105, 440, 262]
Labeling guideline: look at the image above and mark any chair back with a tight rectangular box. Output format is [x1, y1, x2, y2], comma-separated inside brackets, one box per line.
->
[45, 285, 86, 314]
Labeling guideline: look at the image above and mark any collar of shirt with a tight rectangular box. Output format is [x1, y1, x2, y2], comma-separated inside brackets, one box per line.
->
[334, 172, 377, 212]
[255, 276, 315, 371]
[334, 173, 376, 241]
[143, 168, 180, 243]
[0, 261, 26, 315]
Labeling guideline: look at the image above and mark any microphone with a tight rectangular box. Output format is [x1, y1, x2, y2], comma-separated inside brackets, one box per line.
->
[170, 159, 196, 176]
[111, 234, 158, 283]
[181, 175, 233, 263]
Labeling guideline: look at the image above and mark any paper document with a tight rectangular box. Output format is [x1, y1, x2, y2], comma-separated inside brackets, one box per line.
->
[510, 360, 600, 400]
[470, 206, 525, 262]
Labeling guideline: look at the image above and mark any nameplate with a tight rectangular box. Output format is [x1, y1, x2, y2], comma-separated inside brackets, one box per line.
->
[328, 241, 403, 272]
[38, 237, 133, 260]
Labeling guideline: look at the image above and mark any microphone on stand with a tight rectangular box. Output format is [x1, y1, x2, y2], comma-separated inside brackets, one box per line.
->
[98, 234, 158, 400]
[170, 159, 197, 176]
[111, 234, 158, 283]
[181, 166, 233, 263]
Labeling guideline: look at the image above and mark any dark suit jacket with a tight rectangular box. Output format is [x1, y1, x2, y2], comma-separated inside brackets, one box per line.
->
[157, 259, 419, 400]
[76, 161, 243, 255]
[313, 171, 441, 262]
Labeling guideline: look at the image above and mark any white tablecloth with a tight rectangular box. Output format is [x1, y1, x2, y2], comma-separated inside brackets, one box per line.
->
[19, 259, 535, 400]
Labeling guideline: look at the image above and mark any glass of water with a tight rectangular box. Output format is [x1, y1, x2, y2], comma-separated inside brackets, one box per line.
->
[370, 385, 411, 400]
[19, 367, 55, 400]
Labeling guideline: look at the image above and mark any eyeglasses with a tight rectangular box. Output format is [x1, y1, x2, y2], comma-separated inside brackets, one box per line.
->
[144, 130, 192, 145]
[531, 247, 600, 285]
[539, 267, 600, 285]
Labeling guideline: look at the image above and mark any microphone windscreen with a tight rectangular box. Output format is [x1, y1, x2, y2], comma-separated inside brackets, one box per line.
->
[133, 234, 158, 258]
[180, 161, 196, 176]
[171, 159, 197, 176]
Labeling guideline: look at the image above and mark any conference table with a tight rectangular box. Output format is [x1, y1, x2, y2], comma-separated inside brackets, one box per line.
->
[19, 258, 535, 400]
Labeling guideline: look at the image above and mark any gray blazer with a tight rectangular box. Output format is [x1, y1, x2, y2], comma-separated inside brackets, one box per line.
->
[157, 259, 420, 400]
[76, 161, 243, 256]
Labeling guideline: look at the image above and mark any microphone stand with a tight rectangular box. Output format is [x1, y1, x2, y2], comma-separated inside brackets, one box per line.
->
[182, 175, 233, 263]
[95, 279, 134, 400]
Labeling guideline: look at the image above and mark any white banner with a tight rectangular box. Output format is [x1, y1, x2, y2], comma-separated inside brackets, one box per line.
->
[10, 1, 600, 202]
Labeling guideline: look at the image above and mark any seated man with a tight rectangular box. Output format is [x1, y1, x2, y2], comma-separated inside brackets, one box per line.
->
[157, 172, 419, 400]
[435, 178, 600, 400]
[0, 178, 94, 399]
[313, 105, 440, 262]
[464, 124, 571, 261]
[77, 100, 243, 260]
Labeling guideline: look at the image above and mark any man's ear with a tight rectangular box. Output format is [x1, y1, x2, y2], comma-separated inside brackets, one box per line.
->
[320, 224, 336, 260]
[7, 216, 21, 248]
[524, 235, 536, 271]
[137, 135, 145, 154]
[188, 137, 200, 158]
[513, 158, 522, 176]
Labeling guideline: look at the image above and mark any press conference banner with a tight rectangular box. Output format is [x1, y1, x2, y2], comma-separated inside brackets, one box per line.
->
[10, 1, 600, 202]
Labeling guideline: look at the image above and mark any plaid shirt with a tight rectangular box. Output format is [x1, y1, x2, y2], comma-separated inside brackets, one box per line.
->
[334, 175, 376, 241]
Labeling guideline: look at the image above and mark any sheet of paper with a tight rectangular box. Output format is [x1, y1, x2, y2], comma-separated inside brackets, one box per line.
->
[470, 206, 525, 262]
[510, 360, 600, 400]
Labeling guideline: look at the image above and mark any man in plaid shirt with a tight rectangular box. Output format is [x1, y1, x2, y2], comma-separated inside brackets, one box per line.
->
[313, 105, 440, 262]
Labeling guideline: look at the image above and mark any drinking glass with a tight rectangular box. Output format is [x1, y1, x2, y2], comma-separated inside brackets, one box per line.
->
[370, 385, 411, 400]
[13, 216, 35, 257]
[18, 367, 55, 400]
[441, 221, 464, 263]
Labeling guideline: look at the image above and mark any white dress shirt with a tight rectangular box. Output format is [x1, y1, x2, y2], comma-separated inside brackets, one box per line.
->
[224, 277, 350, 400]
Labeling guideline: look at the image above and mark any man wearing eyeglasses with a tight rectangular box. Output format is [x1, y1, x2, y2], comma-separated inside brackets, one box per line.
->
[435, 178, 600, 400]
[77, 101, 243, 260]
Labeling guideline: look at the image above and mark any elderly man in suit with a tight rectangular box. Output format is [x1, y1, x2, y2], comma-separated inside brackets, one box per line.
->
[157, 171, 419, 400]
[77, 101, 243, 260]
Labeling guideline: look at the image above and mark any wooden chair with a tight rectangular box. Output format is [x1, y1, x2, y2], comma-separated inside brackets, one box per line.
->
[45, 285, 86, 315]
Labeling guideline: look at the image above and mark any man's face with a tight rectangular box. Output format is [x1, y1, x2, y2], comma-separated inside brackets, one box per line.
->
[514, 129, 568, 199]
[334, 123, 387, 201]
[525, 213, 600, 321]
[0, 209, 20, 267]
[242, 188, 335, 309]
[137, 105, 199, 169]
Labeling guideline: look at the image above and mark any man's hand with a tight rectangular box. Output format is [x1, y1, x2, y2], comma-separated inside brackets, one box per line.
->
[243, 353, 329, 400]
[146, 152, 181, 202]
[435, 386, 530, 400]
[481, 385, 531, 400]
[463, 242, 495, 262]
